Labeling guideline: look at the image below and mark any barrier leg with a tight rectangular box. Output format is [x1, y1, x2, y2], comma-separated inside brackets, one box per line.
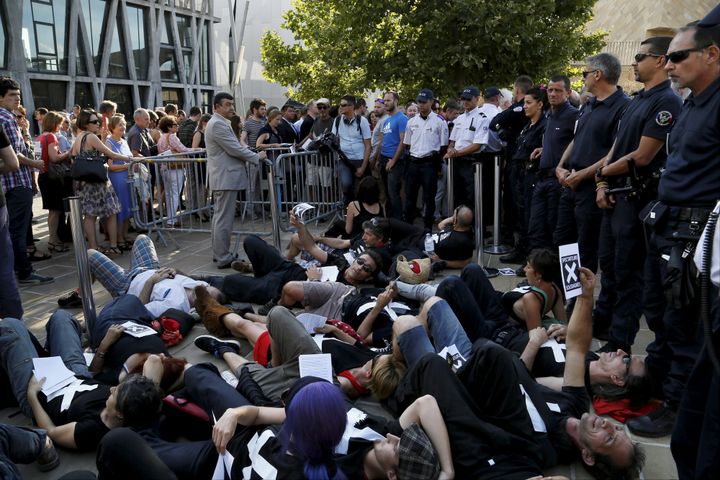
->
[68, 197, 98, 341]
[484, 155, 512, 255]
[447, 157, 454, 212]
[268, 161, 282, 250]
[474, 163, 498, 277]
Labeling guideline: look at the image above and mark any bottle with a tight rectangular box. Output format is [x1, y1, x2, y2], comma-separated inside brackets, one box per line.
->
[424, 233, 434, 254]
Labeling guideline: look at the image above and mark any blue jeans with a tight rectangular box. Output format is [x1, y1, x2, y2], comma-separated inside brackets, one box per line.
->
[338, 159, 364, 205]
[379, 155, 406, 220]
[0, 313, 89, 418]
[5, 186, 34, 279]
[0, 205, 22, 318]
[0, 424, 46, 480]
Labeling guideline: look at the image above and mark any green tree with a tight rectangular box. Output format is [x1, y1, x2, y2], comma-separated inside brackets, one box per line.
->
[261, 0, 606, 102]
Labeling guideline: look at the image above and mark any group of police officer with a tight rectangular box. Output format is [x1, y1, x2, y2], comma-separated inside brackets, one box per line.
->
[486, 7, 720, 478]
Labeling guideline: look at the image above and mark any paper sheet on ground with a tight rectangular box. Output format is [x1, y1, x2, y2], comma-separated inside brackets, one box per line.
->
[558, 243, 582, 299]
[296, 313, 328, 334]
[299, 354, 333, 383]
[32, 357, 76, 396]
[320, 266, 339, 282]
[120, 321, 158, 338]
[292, 203, 315, 222]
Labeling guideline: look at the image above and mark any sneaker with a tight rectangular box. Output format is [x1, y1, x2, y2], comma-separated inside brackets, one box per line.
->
[36, 437, 60, 472]
[221, 370, 239, 388]
[19, 272, 54, 285]
[258, 299, 277, 316]
[194, 335, 241, 359]
[500, 250, 526, 264]
[58, 290, 82, 308]
[231, 259, 254, 273]
[627, 403, 676, 438]
[370, 343, 393, 355]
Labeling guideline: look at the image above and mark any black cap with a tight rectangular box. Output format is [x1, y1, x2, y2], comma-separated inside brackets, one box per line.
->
[484, 86, 501, 98]
[416, 88, 434, 103]
[699, 3, 720, 27]
[460, 86, 481, 100]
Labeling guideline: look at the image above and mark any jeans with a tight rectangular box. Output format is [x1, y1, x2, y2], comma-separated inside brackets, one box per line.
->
[404, 159, 438, 228]
[0, 206, 22, 318]
[0, 424, 46, 480]
[0, 313, 90, 417]
[527, 177, 560, 250]
[97, 428, 178, 480]
[5, 186, 33, 279]
[379, 155, 405, 220]
[338, 158, 364, 206]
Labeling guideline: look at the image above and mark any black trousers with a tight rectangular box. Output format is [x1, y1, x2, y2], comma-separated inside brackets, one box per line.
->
[214, 235, 306, 303]
[404, 158, 438, 228]
[553, 182, 602, 273]
[97, 428, 178, 480]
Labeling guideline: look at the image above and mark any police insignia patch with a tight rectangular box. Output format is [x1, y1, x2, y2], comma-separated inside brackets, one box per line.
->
[513, 106, 523, 112]
[656, 111, 673, 126]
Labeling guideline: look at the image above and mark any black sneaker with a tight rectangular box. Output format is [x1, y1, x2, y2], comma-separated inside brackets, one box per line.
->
[627, 403, 676, 438]
[500, 250, 526, 264]
[58, 290, 83, 308]
[19, 273, 54, 285]
[258, 299, 277, 316]
[194, 335, 241, 359]
[36, 437, 60, 472]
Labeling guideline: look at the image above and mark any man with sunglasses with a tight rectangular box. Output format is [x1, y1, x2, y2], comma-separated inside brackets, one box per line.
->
[310, 98, 333, 138]
[625, 21, 720, 450]
[331, 95, 371, 205]
[592, 37, 681, 361]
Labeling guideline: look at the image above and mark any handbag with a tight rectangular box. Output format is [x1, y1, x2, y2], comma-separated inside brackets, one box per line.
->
[71, 134, 108, 183]
[396, 255, 431, 284]
[40, 133, 72, 181]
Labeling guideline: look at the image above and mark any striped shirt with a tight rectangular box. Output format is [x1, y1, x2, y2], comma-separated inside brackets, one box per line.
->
[0, 108, 32, 191]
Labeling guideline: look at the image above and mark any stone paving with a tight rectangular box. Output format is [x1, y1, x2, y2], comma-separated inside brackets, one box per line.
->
[2, 198, 678, 479]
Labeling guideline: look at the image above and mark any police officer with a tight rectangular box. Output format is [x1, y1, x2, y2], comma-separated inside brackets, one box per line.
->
[625, 23, 720, 442]
[554, 53, 629, 273]
[444, 86, 492, 209]
[494, 75, 535, 263]
[526, 76, 578, 253]
[594, 38, 681, 355]
[403, 89, 449, 229]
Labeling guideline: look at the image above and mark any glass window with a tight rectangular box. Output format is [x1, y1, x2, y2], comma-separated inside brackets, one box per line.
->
[159, 48, 178, 81]
[161, 13, 172, 45]
[176, 15, 192, 48]
[127, 6, 148, 80]
[199, 27, 210, 85]
[201, 91, 212, 113]
[80, 0, 108, 73]
[22, 0, 68, 72]
[104, 85, 133, 119]
[162, 88, 184, 108]
[183, 52, 192, 83]
[107, 6, 128, 78]
[74, 82, 95, 110]
[30, 80, 67, 111]
[76, 37, 88, 76]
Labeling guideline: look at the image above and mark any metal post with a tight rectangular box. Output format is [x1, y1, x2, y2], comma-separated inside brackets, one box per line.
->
[68, 197, 97, 340]
[446, 157, 454, 213]
[267, 159, 282, 250]
[484, 155, 512, 255]
[474, 163, 498, 277]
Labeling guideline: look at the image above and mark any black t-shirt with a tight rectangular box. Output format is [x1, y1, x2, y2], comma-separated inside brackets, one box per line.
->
[321, 337, 376, 373]
[539, 384, 590, 464]
[299, 115, 314, 141]
[341, 288, 419, 347]
[434, 229, 474, 261]
[335, 416, 404, 478]
[95, 334, 168, 385]
[0, 128, 9, 208]
[312, 117, 334, 137]
[512, 117, 547, 163]
[341, 237, 392, 275]
[41, 379, 111, 451]
[228, 426, 306, 480]
[324, 251, 352, 285]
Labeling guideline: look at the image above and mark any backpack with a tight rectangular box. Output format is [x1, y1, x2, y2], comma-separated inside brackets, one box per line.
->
[333, 114, 363, 136]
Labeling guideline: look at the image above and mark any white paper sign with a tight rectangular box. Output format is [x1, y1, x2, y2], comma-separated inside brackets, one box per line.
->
[120, 321, 158, 338]
[558, 243, 582, 299]
[299, 354, 333, 383]
[32, 357, 76, 396]
[296, 313, 328, 334]
[292, 203, 315, 223]
[319, 266, 339, 282]
[438, 344, 467, 370]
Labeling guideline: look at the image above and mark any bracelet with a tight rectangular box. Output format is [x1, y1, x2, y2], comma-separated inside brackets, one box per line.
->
[96, 351, 106, 358]
[595, 182, 608, 192]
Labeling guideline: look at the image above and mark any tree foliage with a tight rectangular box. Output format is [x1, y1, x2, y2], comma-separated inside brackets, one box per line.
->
[261, 0, 606, 102]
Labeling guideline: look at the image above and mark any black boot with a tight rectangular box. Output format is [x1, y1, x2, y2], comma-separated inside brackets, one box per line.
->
[236, 367, 282, 407]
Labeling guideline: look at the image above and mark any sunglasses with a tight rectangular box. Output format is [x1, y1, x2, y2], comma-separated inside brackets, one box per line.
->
[582, 69, 598, 78]
[634, 52, 662, 63]
[88, 119, 101, 125]
[622, 355, 631, 376]
[317, 105, 328, 110]
[666, 45, 710, 64]
[355, 256, 374, 273]
[339, 103, 350, 108]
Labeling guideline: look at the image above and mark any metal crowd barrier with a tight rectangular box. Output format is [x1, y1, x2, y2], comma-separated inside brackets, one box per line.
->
[474, 162, 499, 277]
[273, 150, 344, 231]
[126, 150, 280, 251]
[68, 196, 97, 340]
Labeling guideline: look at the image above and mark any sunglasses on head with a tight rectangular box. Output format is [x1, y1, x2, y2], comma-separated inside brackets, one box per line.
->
[355, 256, 374, 273]
[375, 98, 385, 104]
[666, 45, 711, 64]
[634, 52, 662, 63]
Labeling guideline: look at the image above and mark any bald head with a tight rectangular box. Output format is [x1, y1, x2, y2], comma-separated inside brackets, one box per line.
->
[455, 206, 473, 229]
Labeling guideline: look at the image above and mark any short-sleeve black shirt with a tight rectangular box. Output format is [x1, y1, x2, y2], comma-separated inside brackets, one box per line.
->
[512, 116, 547, 163]
[658, 76, 720, 207]
[568, 88, 630, 171]
[228, 426, 306, 480]
[607, 80, 682, 182]
[434, 229, 474, 261]
[538, 102, 579, 170]
[539, 384, 590, 463]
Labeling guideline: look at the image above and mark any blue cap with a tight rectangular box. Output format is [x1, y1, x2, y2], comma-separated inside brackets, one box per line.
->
[484, 86, 501, 98]
[699, 3, 720, 27]
[416, 88, 434, 103]
[460, 86, 481, 99]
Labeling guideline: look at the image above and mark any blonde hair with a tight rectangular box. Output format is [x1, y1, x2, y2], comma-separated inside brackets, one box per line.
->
[369, 355, 407, 400]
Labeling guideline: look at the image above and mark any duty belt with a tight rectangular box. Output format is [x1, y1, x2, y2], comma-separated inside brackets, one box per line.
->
[536, 168, 556, 180]
[668, 206, 712, 223]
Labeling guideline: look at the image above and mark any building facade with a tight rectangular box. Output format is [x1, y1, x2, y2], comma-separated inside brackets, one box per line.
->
[0, 0, 219, 119]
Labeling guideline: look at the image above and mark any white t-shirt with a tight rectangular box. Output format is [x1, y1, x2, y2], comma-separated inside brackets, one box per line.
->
[126, 270, 208, 318]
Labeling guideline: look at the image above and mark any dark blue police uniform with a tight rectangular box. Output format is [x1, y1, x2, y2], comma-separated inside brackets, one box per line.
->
[597, 80, 681, 351]
[554, 87, 629, 273]
[527, 101, 577, 249]
[642, 76, 720, 425]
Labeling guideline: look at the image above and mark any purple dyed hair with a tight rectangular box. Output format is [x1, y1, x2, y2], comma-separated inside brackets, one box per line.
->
[279, 382, 347, 480]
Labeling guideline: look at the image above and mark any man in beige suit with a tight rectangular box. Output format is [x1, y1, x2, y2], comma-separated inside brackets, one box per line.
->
[206, 92, 264, 268]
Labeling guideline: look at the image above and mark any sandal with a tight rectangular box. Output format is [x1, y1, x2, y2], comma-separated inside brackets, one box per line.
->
[48, 242, 70, 253]
[99, 246, 123, 257]
[118, 241, 133, 251]
[27, 247, 52, 262]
